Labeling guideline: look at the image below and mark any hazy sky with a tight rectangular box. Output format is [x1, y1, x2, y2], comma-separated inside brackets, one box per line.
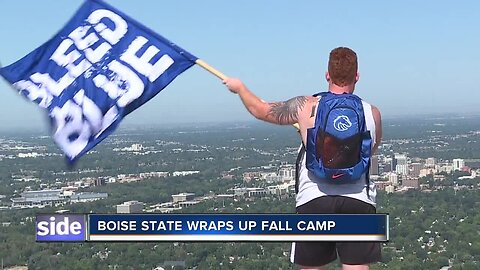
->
[0, 0, 479, 130]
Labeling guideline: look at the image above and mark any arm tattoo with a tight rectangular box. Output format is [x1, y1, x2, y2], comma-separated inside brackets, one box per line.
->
[267, 96, 307, 124]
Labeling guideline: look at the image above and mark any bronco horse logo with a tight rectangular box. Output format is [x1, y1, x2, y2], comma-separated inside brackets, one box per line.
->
[333, 115, 352, 131]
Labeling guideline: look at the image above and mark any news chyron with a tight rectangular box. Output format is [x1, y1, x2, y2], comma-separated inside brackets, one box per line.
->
[36, 214, 86, 242]
[35, 213, 388, 242]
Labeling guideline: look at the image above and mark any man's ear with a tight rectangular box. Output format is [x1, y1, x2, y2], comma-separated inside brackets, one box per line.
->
[326, 71, 330, 82]
[355, 72, 360, 83]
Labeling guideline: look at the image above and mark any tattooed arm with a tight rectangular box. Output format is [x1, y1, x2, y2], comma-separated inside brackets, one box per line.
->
[265, 97, 307, 124]
[223, 78, 308, 125]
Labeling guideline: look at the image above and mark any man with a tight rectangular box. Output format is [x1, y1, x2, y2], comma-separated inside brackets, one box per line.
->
[223, 47, 382, 270]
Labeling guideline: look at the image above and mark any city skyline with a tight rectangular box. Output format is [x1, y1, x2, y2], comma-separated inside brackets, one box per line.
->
[0, 113, 478, 269]
[1, 0, 479, 131]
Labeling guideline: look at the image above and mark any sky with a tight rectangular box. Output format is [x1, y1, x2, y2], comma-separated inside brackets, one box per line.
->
[0, 0, 479, 131]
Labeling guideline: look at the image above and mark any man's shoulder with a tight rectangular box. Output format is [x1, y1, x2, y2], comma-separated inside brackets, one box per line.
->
[358, 99, 381, 114]
[370, 104, 381, 116]
[358, 100, 381, 128]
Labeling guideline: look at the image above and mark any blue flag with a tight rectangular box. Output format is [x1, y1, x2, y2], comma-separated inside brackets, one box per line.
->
[0, 0, 198, 163]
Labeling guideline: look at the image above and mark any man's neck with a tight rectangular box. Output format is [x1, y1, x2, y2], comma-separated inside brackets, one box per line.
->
[328, 83, 355, 94]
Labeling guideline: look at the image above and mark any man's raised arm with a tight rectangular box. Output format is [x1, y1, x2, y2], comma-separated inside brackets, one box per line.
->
[224, 78, 308, 125]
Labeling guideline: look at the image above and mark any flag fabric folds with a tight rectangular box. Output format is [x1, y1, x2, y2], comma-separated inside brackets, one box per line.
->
[0, 0, 198, 163]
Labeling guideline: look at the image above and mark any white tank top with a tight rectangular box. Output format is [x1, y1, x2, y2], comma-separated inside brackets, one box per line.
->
[296, 100, 377, 207]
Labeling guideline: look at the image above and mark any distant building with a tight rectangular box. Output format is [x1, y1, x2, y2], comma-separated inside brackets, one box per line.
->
[395, 154, 408, 176]
[453, 159, 465, 171]
[438, 164, 454, 174]
[117, 201, 143, 213]
[370, 155, 379, 175]
[385, 185, 395, 193]
[216, 194, 234, 199]
[131, 144, 143, 151]
[70, 192, 108, 203]
[172, 171, 199, 177]
[94, 178, 106, 186]
[231, 187, 269, 197]
[266, 184, 290, 196]
[4, 266, 28, 270]
[425, 157, 436, 168]
[278, 165, 295, 181]
[263, 172, 281, 182]
[390, 156, 398, 173]
[221, 173, 235, 180]
[140, 172, 169, 178]
[17, 152, 40, 158]
[172, 193, 195, 203]
[419, 168, 435, 178]
[232, 188, 247, 197]
[387, 172, 399, 186]
[375, 181, 390, 191]
[247, 188, 268, 197]
[383, 158, 392, 173]
[409, 163, 422, 177]
[11, 189, 65, 208]
[402, 178, 419, 189]
[242, 172, 262, 182]
[177, 201, 200, 208]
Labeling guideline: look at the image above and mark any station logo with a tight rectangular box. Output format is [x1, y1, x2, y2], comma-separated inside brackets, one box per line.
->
[36, 214, 86, 241]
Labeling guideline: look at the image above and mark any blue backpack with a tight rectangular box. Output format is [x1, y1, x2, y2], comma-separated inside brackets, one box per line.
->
[305, 92, 372, 184]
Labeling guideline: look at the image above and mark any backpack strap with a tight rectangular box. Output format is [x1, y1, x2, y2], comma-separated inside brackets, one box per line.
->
[295, 143, 306, 194]
[295, 92, 324, 194]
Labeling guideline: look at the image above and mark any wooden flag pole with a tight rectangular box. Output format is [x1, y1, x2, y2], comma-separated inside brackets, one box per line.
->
[195, 59, 227, 81]
[195, 59, 300, 131]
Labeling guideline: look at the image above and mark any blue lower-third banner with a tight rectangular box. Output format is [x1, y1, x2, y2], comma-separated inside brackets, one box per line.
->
[86, 214, 389, 242]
